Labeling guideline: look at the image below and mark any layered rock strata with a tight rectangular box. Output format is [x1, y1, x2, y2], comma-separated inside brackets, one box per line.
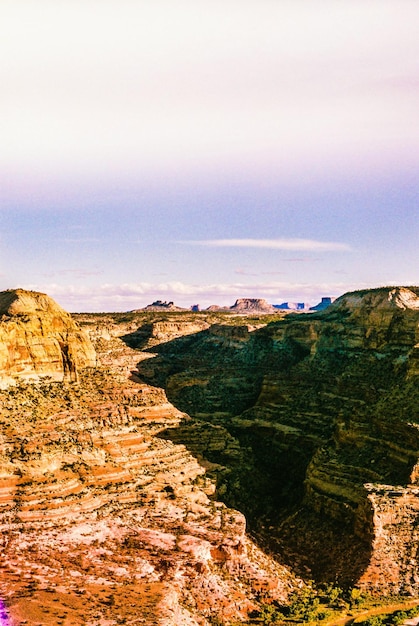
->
[0, 294, 298, 625]
[136, 286, 419, 594]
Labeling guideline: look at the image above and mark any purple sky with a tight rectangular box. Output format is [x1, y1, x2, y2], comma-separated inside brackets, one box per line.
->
[1, 1, 418, 311]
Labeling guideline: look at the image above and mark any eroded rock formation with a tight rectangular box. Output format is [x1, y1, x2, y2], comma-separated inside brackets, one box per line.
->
[0, 289, 96, 386]
[136, 286, 419, 595]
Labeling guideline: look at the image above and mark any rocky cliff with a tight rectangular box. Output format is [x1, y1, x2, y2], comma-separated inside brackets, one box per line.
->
[0, 294, 297, 625]
[0, 289, 96, 386]
[136, 286, 419, 595]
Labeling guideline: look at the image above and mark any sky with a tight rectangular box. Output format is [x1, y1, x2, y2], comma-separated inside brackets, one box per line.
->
[0, 0, 418, 312]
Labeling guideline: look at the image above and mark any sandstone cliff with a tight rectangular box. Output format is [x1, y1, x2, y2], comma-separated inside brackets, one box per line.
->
[0, 289, 96, 386]
[136, 286, 419, 595]
[0, 299, 298, 625]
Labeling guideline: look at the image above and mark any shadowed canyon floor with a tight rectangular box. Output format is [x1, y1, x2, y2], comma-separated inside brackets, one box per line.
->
[0, 287, 418, 624]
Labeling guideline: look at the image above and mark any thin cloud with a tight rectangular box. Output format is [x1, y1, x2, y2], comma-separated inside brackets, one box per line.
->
[57, 269, 104, 277]
[284, 257, 321, 263]
[40, 269, 104, 279]
[235, 268, 285, 277]
[186, 238, 352, 252]
[235, 268, 260, 277]
[57, 238, 102, 244]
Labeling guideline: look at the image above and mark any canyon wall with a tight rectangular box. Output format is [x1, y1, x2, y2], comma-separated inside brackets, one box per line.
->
[137, 286, 419, 594]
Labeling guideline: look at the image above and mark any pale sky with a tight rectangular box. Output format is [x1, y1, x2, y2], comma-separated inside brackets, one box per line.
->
[1, 0, 418, 311]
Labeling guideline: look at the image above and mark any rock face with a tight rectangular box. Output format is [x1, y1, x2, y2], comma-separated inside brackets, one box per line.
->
[137, 286, 419, 595]
[0, 289, 96, 386]
[124, 319, 211, 349]
[0, 299, 298, 625]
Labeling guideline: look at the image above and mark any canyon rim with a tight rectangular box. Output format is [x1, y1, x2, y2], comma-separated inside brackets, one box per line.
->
[0, 286, 418, 625]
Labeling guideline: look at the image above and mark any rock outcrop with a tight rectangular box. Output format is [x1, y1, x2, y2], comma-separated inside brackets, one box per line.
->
[0, 289, 96, 386]
[137, 286, 419, 595]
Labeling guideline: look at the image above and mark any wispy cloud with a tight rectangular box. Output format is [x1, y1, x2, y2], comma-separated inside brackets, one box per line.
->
[284, 257, 321, 263]
[41, 269, 104, 279]
[235, 268, 285, 277]
[234, 268, 260, 277]
[57, 269, 104, 277]
[185, 238, 352, 252]
[57, 238, 102, 244]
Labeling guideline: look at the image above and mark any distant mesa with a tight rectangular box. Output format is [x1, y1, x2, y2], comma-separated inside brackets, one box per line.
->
[229, 298, 277, 314]
[206, 304, 231, 312]
[130, 297, 337, 314]
[274, 301, 309, 311]
[134, 300, 187, 312]
[309, 296, 334, 311]
[205, 298, 335, 314]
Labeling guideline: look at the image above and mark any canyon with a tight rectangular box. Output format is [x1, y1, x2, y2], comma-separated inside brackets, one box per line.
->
[135, 287, 419, 594]
[0, 287, 418, 624]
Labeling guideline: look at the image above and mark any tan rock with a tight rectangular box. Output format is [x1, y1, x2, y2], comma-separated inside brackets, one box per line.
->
[0, 289, 96, 386]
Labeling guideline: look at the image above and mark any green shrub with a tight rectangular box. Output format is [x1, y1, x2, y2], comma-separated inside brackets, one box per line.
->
[390, 611, 408, 625]
[363, 617, 384, 626]
[288, 586, 320, 621]
[348, 587, 371, 608]
[321, 583, 344, 607]
[407, 606, 419, 617]
[257, 604, 285, 624]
